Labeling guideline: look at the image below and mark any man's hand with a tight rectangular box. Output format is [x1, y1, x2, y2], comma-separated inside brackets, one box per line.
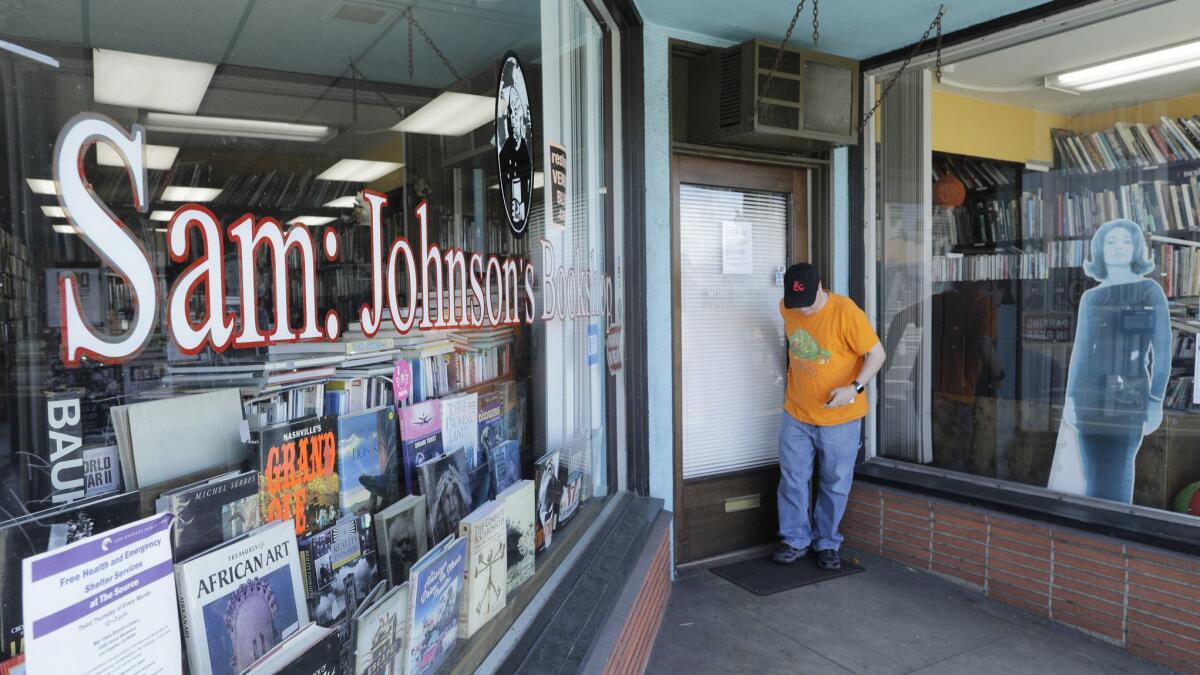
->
[825, 385, 857, 408]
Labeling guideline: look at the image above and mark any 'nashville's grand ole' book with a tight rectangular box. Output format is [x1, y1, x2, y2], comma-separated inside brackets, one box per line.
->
[252, 417, 341, 537]
[175, 519, 310, 675]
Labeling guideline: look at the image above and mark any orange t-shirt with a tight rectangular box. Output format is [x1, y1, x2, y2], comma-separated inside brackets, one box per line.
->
[781, 293, 880, 426]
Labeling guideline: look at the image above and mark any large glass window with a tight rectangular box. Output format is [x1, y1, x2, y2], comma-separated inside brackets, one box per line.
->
[870, 0, 1200, 521]
[0, 0, 618, 671]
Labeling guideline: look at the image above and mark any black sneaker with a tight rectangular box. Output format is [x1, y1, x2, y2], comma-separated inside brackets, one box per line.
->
[816, 548, 841, 571]
[772, 544, 808, 565]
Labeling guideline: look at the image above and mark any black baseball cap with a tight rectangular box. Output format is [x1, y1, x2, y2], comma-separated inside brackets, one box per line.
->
[783, 263, 821, 309]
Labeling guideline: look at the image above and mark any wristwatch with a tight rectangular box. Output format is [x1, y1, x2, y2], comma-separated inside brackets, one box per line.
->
[852, 380, 865, 394]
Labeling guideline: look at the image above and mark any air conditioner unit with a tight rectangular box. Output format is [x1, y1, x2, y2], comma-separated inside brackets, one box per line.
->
[688, 40, 860, 151]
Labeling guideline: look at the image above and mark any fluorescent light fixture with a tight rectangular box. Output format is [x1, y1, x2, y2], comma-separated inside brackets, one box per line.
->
[150, 210, 175, 221]
[93, 48, 215, 114]
[287, 216, 337, 227]
[41, 205, 66, 218]
[488, 172, 545, 190]
[26, 178, 55, 195]
[161, 186, 222, 202]
[97, 142, 179, 171]
[1046, 39, 1200, 92]
[144, 112, 332, 142]
[52, 223, 77, 234]
[316, 159, 402, 183]
[323, 195, 359, 208]
[392, 92, 494, 136]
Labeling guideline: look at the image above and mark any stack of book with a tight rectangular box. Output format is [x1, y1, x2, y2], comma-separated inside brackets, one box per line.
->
[1051, 117, 1200, 174]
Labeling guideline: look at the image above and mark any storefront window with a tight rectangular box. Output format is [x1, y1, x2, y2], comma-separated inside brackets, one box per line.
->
[871, 0, 1200, 521]
[0, 0, 617, 671]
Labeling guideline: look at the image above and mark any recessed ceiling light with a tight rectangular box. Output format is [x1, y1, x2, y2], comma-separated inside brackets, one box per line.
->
[144, 112, 333, 142]
[316, 159, 403, 183]
[96, 142, 180, 171]
[150, 210, 175, 221]
[323, 195, 359, 208]
[26, 179, 55, 195]
[287, 216, 338, 227]
[160, 186, 222, 202]
[41, 205, 66, 218]
[1046, 39, 1200, 92]
[52, 223, 77, 234]
[93, 48, 216, 114]
[392, 92, 495, 136]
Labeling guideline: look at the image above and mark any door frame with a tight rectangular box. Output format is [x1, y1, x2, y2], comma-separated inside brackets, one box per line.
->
[671, 152, 815, 563]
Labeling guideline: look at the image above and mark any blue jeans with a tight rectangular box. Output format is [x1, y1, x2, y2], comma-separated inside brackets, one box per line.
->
[777, 413, 862, 552]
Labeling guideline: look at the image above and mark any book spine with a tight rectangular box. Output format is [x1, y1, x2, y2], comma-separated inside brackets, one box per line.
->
[457, 522, 472, 639]
[175, 565, 208, 675]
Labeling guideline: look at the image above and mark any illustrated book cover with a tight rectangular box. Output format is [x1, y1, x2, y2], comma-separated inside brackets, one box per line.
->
[475, 392, 504, 464]
[353, 583, 409, 675]
[398, 401, 444, 496]
[174, 519, 309, 675]
[439, 392, 479, 469]
[157, 469, 261, 561]
[496, 480, 536, 594]
[373, 494, 428, 588]
[252, 416, 340, 537]
[533, 451, 562, 551]
[297, 512, 380, 658]
[243, 622, 340, 675]
[487, 440, 521, 495]
[457, 501, 507, 639]
[337, 406, 400, 517]
[416, 448, 472, 545]
[405, 536, 467, 675]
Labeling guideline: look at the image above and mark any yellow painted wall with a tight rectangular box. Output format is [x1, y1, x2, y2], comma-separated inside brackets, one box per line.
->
[931, 89, 1068, 164]
[1067, 92, 1200, 134]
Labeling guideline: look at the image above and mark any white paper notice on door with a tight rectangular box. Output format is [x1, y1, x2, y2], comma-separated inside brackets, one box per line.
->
[721, 221, 753, 275]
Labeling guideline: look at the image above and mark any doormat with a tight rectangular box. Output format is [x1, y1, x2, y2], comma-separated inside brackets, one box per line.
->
[709, 555, 864, 596]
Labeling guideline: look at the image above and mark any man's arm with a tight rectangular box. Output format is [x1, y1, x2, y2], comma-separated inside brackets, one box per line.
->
[826, 342, 886, 408]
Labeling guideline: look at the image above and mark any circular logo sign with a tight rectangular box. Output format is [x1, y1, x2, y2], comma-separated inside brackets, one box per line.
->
[496, 51, 534, 239]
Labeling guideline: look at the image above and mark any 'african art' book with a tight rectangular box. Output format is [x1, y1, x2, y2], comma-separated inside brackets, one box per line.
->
[156, 469, 260, 561]
[174, 519, 309, 675]
[457, 501, 507, 639]
[353, 583, 409, 675]
[252, 416, 340, 537]
[416, 447, 472, 546]
[405, 536, 467, 675]
[337, 406, 400, 516]
[497, 479, 536, 595]
[374, 494, 428, 588]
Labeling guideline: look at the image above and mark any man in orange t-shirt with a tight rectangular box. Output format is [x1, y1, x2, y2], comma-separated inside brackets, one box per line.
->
[775, 264, 886, 570]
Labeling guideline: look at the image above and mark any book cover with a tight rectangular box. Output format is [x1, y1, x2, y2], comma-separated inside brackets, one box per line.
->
[121, 388, 248, 490]
[0, 491, 140, 660]
[558, 469, 583, 525]
[488, 440, 522, 495]
[439, 393, 479, 469]
[458, 502, 507, 639]
[175, 520, 309, 675]
[159, 469, 261, 561]
[253, 417, 341, 537]
[405, 537, 467, 675]
[297, 513, 380, 655]
[476, 392, 504, 463]
[497, 480, 536, 594]
[534, 451, 562, 551]
[398, 402, 444, 496]
[469, 460, 494, 507]
[374, 495, 428, 587]
[353, 583, 409, 675]
[338, 406, 400, 517]
[417, 448, 472, 545]
[243, 623, 340, 675]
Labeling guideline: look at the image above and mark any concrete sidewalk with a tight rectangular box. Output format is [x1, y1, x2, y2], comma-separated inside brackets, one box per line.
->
[647, 547, 1169, 674]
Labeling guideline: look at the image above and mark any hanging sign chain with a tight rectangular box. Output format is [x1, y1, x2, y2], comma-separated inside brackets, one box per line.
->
[859, 4, 945, 132]
[812, 0, 820, 45]
[401, 7, 463, 84]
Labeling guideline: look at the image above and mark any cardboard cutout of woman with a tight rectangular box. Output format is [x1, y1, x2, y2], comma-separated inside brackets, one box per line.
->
[1050, 219, 1170, 503]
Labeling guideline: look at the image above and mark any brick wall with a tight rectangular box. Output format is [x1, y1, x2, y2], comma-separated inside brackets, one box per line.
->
[842, 483, 1200, 674]
[600, 522, 672, 675]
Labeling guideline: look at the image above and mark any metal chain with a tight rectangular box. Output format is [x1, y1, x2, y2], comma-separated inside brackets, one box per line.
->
[350, 59, 359, 125]
[859, 5, 945, 132]
[812, 0, 820, 45]
[401, 7, 462, 83]
[754, 0, 807, 123]
[347, 61, 407, 121]
[407, 13, 414, 80]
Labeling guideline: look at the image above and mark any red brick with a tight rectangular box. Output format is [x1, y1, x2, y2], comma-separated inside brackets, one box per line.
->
[934, 529, 985, 549]
[1128, 567, 1200, 598]
[1127, 546, 1200, 576]
[1127, 637, 1200, 675]
[1128, 583, 1200, 617]
[934, 544, 986, 570]
[1054, 541, 1127, 570]
[989, 526, 1052, 551]
[989, 536, 1051, 562]
[989, 556, 1051, 583]
[882, 544, 931, 569]
[931, 506, 987, 526]
[1054, 552, 1125, 580]
[1128, 596, 1200, 627]
[1129, 558, 1200, 588]
[932, 520, 987, 542]
[1053, 607, 1124, 642]
[988, 513, 1050, 536]
[1128, 608, 1200, 639]
[850, 484, 882, 500]
[1052, 571, 1125, 602]
[988, 545, 1051, 571]
[933, 554, 986, 577]
[842, 512, 879, 532]
[884, 510, 931, 530]
[989, 579, 1050, 606]
[1051, 585, 1123, 617]
[1051, 528, 1126, 555]
[846, 502, 881, 518]
[932, 561, 986, 587]
[883, 491, 930, 509]
[882, 524, 930, 548]
[989, 568, 1050, 596]
[1127, 619, 1200, 655]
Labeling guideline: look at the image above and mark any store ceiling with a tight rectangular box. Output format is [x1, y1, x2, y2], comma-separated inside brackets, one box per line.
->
[637, 0, 1051, 60]
[936, 0, 1200, 116]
